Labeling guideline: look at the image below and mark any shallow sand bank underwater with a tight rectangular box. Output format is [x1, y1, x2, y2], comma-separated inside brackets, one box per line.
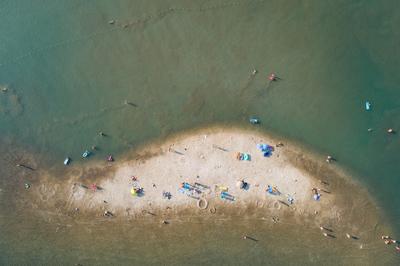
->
[2, 126, 399, 264]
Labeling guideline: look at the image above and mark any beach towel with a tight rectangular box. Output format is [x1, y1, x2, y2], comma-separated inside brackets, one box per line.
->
[258, 144, 274, 157]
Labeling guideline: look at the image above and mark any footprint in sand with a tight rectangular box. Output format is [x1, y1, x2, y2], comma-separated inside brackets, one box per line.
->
[38, 184, 57, 201]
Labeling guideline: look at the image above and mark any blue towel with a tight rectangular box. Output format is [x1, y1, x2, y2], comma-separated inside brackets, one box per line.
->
[257, 144, 273, 152]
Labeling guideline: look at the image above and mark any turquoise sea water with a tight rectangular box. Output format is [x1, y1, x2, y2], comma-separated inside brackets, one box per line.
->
[0, 0, 399, 264]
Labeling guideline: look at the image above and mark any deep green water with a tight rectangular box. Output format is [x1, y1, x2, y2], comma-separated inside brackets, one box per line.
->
[0, 0, 399, 264]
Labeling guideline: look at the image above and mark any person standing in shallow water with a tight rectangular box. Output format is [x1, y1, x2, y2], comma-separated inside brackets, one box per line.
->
[326, 155, 334, 163]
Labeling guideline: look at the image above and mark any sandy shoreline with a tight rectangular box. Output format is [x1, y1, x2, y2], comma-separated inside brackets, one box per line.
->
[25, 126, 385, 228]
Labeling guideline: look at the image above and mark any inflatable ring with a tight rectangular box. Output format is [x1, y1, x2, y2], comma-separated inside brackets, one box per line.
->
[209, 207, 216, 214]
[197, 198, 208, 210]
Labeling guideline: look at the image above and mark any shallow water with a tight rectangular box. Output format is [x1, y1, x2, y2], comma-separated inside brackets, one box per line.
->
[0, 215, 394, 265]
[0, 0, 399, 264]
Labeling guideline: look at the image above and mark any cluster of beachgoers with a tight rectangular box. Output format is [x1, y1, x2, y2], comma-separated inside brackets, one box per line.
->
[14, 125, 393, 258]
[382, 235, 400, 253]
[63, 128, 323, 218]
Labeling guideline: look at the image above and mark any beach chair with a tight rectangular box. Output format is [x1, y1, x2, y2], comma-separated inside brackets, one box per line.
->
[220, 191, 235, 201]
[215, 185, 228, 193]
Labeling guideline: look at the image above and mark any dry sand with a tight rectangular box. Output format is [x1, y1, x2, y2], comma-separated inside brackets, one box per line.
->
[56, 127, 337, 219]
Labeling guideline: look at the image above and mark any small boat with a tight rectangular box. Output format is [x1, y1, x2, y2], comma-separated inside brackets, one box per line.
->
[82, 150, 90, 158]
[365, 101, 371, 111]
[249, 117, 260, 124]
[64, 157, 70, 165]
[107, 155, 113, 162]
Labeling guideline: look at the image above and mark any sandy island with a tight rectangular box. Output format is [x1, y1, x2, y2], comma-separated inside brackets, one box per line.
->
[2, 126, 398, 263]
[24, 127, 388, 232]
[56, 128, 330, 216]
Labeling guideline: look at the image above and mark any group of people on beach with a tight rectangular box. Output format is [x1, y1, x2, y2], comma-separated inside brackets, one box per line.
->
[381, 235, 400, 252]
